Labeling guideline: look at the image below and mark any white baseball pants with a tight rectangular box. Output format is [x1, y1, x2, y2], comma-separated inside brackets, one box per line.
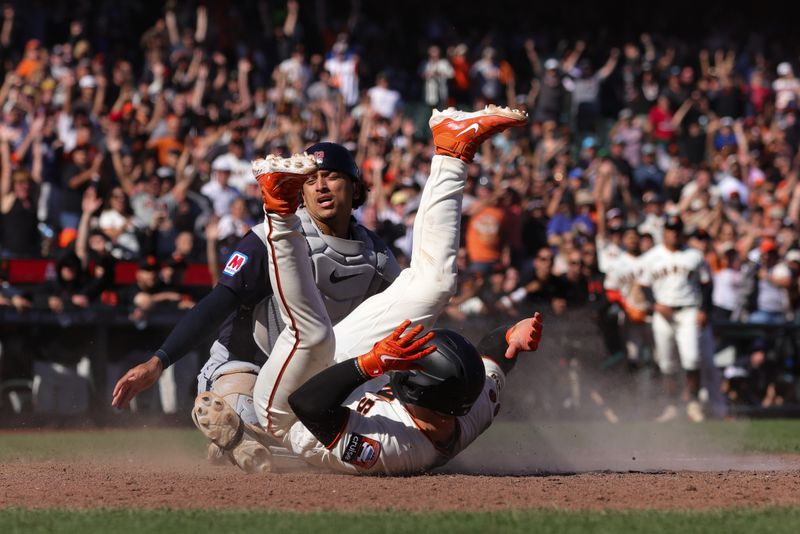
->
[652, 306, 701, 374]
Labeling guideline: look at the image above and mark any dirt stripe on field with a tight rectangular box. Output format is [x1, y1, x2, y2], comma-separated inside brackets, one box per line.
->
[2, 461, 800, 511]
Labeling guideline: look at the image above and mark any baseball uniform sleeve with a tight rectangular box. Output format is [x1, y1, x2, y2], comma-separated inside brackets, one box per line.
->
[604, 265, 621, 291]
[217, 230, 273, 306]
[476, 324, 516, 374]
[156, 226, 275, 368]
[637, 249, 654, 287]
[288, 359, 364, 447]
[155, 285, 240, 368]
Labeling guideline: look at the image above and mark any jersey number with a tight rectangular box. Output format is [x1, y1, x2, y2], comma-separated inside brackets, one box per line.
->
[356, 397, 375, 415]
[356, 386, 395, 415]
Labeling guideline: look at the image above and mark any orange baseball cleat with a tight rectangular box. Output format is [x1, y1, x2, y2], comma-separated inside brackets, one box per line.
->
[252, 154, 318, 216]
[429, 105, 529, 163]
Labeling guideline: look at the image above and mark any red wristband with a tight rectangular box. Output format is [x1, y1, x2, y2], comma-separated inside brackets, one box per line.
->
[356, 353, 384, 378]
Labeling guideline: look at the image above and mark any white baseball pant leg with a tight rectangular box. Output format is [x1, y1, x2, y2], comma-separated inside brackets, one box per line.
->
[673, 307, 701, 371]
[331, 155, 466, 362]
[253, 155, 467, 439]
[652, 311, 679, 375]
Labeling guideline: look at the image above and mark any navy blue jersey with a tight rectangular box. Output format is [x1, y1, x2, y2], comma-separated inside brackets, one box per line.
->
[216, 230, 272, 362]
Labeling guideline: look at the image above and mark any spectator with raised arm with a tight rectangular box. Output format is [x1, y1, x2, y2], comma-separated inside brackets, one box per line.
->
[1, 119, 42, 257]
[564, 48, 620, 135]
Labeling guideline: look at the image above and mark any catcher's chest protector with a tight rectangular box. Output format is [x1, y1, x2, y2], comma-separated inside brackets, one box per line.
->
[251, 209, 396, 355]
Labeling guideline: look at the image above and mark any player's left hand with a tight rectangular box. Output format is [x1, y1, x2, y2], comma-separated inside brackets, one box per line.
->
[356, 320, 436, 378]
[696, 310, 707, 328]
[505, 312, 543, 359]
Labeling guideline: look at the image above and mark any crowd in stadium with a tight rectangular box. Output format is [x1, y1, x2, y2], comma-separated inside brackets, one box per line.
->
[1, 1, 800, 415]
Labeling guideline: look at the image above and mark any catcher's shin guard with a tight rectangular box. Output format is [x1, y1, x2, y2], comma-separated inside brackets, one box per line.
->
[209, 362, 260, 425]
[192, 391, 273, 474]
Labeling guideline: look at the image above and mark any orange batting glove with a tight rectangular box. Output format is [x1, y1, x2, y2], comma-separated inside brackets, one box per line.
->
[356, 320, 436, 378]
[504, 312, 543, 359]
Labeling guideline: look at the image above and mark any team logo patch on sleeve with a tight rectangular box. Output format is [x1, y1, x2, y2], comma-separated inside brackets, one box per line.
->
[223, 252, 249, 276]
[341, 433, 381, 469]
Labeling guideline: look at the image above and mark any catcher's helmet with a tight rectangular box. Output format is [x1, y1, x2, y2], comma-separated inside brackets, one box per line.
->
[305, 142, 366, 208]
[390, 329, 486, 416]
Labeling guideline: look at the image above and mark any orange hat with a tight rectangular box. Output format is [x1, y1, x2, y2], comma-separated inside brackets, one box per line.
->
[59, 228, 78, 248]
[760, 239, 778, 254]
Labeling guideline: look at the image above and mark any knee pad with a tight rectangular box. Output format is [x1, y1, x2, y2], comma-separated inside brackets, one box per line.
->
[209, 361, 261, 425]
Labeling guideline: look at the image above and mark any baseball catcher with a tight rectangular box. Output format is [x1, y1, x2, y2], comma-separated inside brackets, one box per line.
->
[111, 142, 400, 473]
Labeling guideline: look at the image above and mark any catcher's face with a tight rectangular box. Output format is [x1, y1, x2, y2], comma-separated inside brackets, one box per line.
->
[302, 170, 354, 230]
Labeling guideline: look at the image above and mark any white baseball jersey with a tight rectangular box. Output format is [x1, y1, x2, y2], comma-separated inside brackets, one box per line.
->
[597, 236, 624, 275]
[638, 245, 710, 307]
[604, 251, 644, 301]
[283, 359, 505, 475]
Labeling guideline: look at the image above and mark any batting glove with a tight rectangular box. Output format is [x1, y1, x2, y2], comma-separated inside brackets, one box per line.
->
[504, 312, 543, 359]
[356, 320, 436, 378]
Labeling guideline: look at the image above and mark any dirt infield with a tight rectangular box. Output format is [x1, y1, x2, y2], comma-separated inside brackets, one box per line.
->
[1, 459, 799, 511]
[1, 424, 799, 512]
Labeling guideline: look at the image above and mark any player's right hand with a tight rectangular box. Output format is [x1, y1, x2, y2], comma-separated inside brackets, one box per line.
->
[356, 320, 436, 378]
[111, 356, 163, 409]
[504, 312, 543, 359]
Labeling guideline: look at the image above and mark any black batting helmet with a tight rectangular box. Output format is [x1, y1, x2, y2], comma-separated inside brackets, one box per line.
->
[305, 142, 367, 209]
[664, 214, 684, 234]
[390, 329, 486, 416]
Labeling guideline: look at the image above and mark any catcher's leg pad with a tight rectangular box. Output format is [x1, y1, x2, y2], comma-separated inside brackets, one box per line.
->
[206, 442, 229, 466]
[192, 391, 273, 474]
[192, 391, 245, 451]
[205, 362, 276, 473]
[209, 361, 260, 425]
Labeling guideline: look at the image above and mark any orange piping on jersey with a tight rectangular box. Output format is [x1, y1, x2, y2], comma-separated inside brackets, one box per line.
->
[324, 410, 351, 450]
[264, 215, 301, 437]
